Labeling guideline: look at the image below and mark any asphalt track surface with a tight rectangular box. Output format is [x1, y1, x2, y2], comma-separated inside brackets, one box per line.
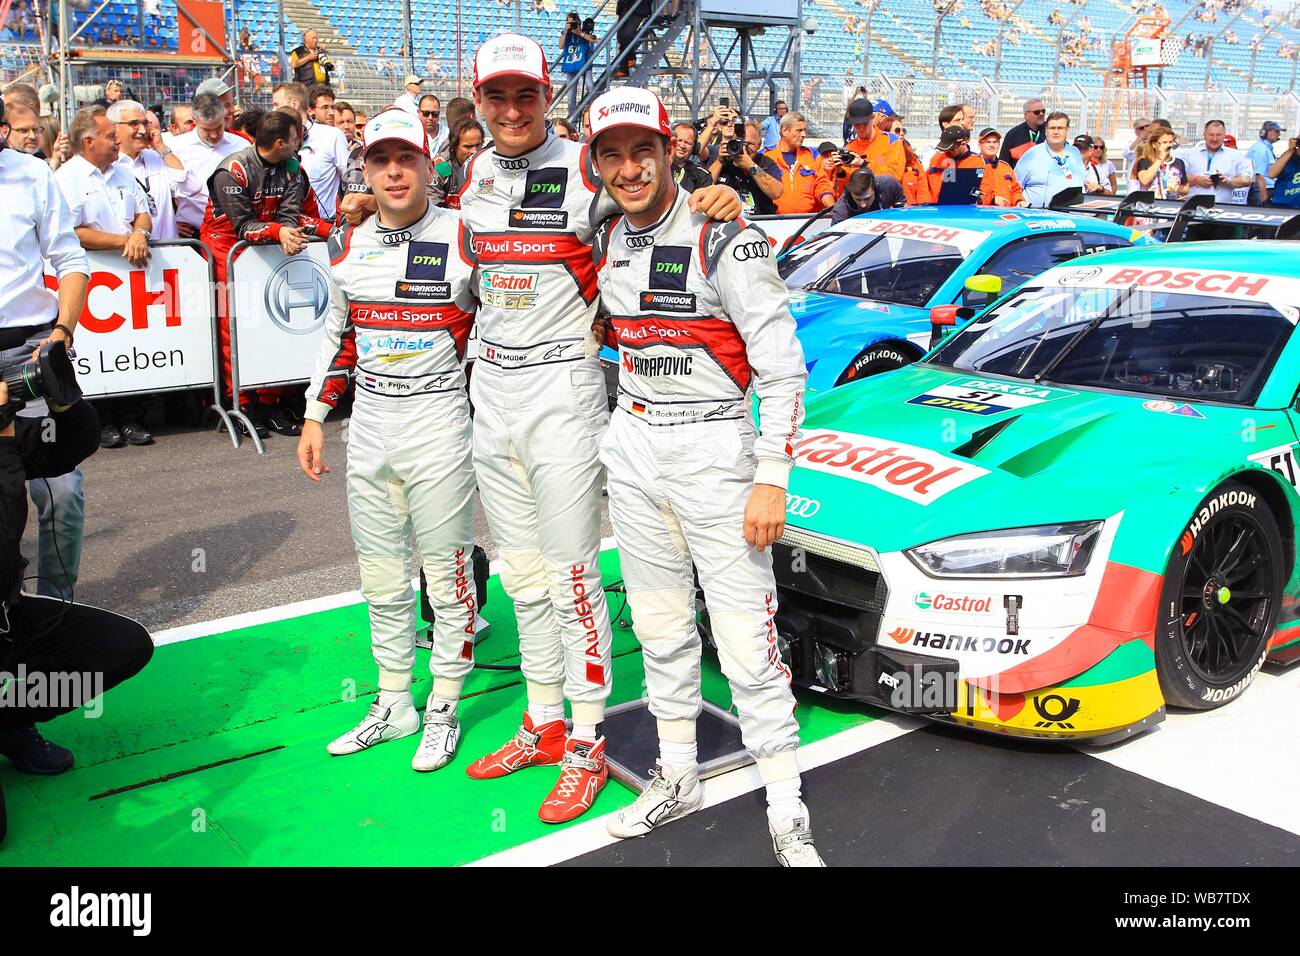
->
[22, 412, 611, 631]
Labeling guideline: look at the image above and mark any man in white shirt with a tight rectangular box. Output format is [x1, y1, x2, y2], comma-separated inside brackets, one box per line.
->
[56, 105, 156, 448]
[417, 93, 448, 156]
[1179, 120, 1253, 204]
[169, 93, 243, 235]
[0, 97, 101, 782]
[272, 81, 348, 219]
[394, 75, 423, 113]
[109, 99, 189, 241]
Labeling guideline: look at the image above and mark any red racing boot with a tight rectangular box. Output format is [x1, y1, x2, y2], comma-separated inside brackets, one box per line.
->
[538, 736, 608, 824]
[465, 712, 566, 779]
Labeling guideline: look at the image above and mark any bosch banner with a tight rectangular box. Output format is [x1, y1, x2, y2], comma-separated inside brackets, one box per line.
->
[228, 243, 336, 390]
[43, 243, 217, 398]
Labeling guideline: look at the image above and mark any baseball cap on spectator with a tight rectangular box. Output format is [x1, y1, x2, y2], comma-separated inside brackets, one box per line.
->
[846, 98, 875, 123]
[873, 99, 896, 118]
[361, 107, 430, 157]
[1262, 121, 1286, 133]
[1073, 134, 1094, 150]
[588, 87, 671, 144]
[473, 33, 550, 88]
[935, 126, 969, 151]
[817, 141, 840, 155]
[195, 77, 232, 97]
[404, 75, 422, 87]
[978, 127, 1001, 141]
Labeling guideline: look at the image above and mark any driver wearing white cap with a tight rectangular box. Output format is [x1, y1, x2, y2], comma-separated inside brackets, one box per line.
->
[587, 86, 825, 867]
[299, 109, 481, 773]
[456, 33, 742, 825]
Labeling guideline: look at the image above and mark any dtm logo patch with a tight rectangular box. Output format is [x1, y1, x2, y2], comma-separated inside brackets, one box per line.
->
[648, 246, 691, 292]
[406, 242, 448, 280]
[522, 168, 567, 208]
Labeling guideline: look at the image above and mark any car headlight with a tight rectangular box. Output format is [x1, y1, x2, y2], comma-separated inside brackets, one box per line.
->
[906, 522, 1103, 579]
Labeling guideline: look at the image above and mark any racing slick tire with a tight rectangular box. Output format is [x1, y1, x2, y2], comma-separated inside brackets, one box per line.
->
[1154, 480, 1282, 710]
[835, 342, 920, 386]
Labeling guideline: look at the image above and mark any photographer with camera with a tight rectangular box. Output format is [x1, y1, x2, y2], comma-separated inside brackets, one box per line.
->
[707, 118, 783, 215]
[1, 98, 92, 605]
[0, 372, 154, 845]
[1267, 135, 1300, 209]
[289, 30, 333, 85]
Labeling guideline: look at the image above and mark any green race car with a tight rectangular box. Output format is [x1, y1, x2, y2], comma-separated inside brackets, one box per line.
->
[762, 240, 1300, 744]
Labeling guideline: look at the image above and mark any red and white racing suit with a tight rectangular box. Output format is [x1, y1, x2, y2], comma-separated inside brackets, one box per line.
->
[456, 131, 616, 724]
[593, 189, 806, 779]
[305, 202, 480, 698]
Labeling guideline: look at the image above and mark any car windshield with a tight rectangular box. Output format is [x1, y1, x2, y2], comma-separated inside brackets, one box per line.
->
[929, 281, 1296, 405]
[778, 229, 966, 307]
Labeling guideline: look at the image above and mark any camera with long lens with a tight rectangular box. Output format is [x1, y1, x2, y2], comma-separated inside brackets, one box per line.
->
[1, 341, 83, 414]
[723, 119, 746, 161]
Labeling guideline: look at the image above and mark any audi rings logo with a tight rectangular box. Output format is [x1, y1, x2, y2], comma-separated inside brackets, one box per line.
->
[382, 230, 412, 245]
[263, 255, 332, 335]
[785, 494, 821, 518]
[1057, 266, 1101, 286]
[732, 239, 771, 262]
[497, 156, 529, 170]
[625, 234, 655, 249]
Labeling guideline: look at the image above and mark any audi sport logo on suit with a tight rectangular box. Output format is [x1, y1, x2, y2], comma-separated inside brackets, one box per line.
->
[511, 168, 569, 229]
[400, 241, 452, 299]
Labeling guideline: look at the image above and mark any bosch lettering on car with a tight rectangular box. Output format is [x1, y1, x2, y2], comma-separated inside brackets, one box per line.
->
[767, 240, 1300, 743]
[774, 206, 1150, 393]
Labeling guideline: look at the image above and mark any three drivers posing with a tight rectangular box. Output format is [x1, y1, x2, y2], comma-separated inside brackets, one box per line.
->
[298, 34, 822, 866]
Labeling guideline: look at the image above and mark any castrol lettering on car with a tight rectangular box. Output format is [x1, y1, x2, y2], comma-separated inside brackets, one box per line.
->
[794, 430, 987, 504]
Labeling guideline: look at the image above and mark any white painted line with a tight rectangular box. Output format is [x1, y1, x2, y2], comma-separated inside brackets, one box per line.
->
[151, 537, 621, 648]
[469, 711, 924, 868]
[1085, 667, 1300, 836]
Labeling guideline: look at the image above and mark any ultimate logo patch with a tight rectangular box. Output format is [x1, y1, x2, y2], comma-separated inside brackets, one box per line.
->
[406, 242, 449, 280]
[648, 246, 691, 292]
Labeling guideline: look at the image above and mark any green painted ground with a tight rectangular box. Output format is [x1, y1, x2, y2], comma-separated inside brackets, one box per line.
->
[1, 551, 876, 866]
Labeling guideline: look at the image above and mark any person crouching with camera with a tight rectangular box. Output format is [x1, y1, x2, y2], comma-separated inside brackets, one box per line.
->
[0, 99, 153, 845]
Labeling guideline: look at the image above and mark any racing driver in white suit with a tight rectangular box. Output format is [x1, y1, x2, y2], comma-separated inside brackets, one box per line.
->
[298, 109, 480, 772]
[454, 34, 740, 823]
[587, 88, 825, 866]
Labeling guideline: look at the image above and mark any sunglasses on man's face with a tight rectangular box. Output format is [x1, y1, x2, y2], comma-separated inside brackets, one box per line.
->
[421, 110, 439, 119]
[1030, 108, 1046, 115]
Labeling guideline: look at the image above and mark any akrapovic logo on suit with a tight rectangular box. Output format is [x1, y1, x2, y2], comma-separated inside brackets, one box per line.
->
[620, 351, 694, 376]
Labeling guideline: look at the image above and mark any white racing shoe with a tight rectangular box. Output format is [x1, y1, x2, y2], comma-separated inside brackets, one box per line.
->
[606, 762, 703, 839]
[326, 700, 419, 756]
[769, 804, 826, 867]
[411, 703, 460, 772]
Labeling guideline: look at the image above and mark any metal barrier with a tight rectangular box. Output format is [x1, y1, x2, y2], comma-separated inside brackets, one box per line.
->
[222, 237, 333, 454]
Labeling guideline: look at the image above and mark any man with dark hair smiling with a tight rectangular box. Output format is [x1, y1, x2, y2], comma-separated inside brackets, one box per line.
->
[586, 86, 822, 866]
[452, 33, 740, 825]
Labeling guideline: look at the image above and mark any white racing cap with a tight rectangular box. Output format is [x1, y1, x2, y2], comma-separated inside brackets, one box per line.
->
[361, 107, 430, 157]
[587, 87, 672, 144]
[473, 33, 550, 88]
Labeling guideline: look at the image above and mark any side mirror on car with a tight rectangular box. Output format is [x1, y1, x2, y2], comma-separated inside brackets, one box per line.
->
[962, 273, 1003, 311]
[929, 304, 961, 350]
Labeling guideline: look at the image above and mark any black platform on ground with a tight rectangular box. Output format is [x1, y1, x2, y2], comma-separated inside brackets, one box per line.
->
[566, 725, 1300, 867]
[602, 698, 752, 791]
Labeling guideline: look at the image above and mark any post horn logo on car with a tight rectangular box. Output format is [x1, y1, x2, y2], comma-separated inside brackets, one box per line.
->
[1032, 694, 1081, 729]
[263, 255, 332, 335]
[785, 495, 820, 518]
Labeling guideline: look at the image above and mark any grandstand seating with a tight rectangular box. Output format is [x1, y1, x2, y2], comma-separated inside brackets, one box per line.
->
[6, 0, 1299, 95]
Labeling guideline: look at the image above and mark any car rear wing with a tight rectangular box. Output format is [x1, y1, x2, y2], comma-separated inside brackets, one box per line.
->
[1049, 188, 1300, 242]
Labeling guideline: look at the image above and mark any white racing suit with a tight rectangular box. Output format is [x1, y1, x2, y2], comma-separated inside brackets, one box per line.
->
[455, 132, 618, 725]
[306, 202, 480, 698]
[592, 189, 807, 781]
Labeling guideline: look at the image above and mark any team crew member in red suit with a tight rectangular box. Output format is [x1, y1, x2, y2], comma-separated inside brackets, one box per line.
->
[202, 108, 333, 437]
[298, 109, 481, 771]
[453, 33, 741, 824]
[586, 88, 823, 867]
